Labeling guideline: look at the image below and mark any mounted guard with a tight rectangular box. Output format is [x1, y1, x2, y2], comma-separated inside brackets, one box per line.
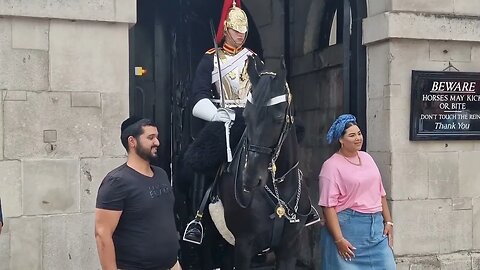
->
[183, 0, 320, 246]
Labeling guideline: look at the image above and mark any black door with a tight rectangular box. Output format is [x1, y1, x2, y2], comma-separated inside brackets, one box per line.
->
[129, 0, 173, 172]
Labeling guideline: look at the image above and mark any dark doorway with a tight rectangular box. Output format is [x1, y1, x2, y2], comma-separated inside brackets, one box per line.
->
[129, 0, 173, 171]
[130, 0, 263, 269]
[129, 0, 263, 173]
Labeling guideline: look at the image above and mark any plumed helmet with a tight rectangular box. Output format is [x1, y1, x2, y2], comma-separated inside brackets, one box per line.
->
[216, 0, 248, 44]
[225, 2, 248, 34]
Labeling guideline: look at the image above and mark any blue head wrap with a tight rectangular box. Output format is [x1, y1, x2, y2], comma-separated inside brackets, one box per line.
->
[326, 114, 357, 144]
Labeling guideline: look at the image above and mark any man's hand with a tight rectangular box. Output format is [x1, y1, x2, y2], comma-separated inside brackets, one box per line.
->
[211, 108, 235, 122]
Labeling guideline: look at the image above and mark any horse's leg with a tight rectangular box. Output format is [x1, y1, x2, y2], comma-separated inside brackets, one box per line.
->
[198, 212, 220, 269]
[234, 238, 255, 270]
[276, 256, 297, 270]
[220, 244, 235, 270]
[275, 236, 301, 270]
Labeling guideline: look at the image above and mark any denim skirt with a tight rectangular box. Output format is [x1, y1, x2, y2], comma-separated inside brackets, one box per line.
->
[320, 209, 396, 270]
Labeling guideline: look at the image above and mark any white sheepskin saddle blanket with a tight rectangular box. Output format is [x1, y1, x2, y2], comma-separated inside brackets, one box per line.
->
[209, 199, 235, 245]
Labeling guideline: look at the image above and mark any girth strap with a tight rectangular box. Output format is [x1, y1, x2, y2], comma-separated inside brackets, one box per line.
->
[271, 212, 285, 248]
[262, 189, 285, 249]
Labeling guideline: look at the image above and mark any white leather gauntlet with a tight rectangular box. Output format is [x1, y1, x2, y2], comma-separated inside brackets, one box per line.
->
[192, 98, 235, 122]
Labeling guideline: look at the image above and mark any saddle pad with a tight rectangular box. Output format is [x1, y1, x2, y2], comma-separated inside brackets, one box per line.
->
[209, 199, 235, 245]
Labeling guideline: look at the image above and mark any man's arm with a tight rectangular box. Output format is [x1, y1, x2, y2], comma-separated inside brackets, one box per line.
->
[171, 260, 182, 270]
[191, 53, 214, 108]
[95, 208, 122, 270]
[0, 199, 3, 234]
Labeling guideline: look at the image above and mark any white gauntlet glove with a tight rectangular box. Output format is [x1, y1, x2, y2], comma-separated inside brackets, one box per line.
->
[192, 98, 235, 123]
[212, 108, 236, 122]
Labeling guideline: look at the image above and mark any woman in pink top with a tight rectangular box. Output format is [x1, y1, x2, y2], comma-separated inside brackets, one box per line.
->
[318, 114, 396, 269]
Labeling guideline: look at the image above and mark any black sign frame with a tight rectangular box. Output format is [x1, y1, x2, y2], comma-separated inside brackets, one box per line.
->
[410, 70, 480, 140]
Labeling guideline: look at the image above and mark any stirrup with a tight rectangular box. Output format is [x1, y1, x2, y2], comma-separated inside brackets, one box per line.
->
[182, 212, 204, 245]
[305, 206, 321, 227]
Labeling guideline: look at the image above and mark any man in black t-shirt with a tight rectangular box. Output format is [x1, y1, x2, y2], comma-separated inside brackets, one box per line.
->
[95, 117, 181, 270]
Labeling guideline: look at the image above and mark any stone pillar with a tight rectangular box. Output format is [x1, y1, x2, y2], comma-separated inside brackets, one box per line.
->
[364, 1, 480, 269]
[0, 1, 134, 269]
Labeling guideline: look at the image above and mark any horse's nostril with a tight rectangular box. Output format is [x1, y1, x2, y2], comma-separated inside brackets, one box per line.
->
[243, 184, 252, 193]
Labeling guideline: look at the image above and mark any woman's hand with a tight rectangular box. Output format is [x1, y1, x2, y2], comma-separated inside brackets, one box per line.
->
[335, 238, 356, 261]
[383, 222, 394, 248]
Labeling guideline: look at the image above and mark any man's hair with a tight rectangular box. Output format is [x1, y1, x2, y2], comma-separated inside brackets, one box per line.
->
[120, 116, 156, 152]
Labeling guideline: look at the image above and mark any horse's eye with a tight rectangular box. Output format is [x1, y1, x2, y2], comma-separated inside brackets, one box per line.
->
[273, 115, 284, 123]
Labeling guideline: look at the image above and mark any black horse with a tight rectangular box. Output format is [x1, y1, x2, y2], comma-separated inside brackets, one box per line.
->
[218, 58, 311, 269]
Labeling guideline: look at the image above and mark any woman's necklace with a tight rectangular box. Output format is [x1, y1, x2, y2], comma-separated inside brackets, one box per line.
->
[339, 152, 362, 166]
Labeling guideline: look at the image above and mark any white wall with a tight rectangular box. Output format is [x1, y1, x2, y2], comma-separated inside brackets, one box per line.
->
[0, 1, 135, 269]
[365, 0, 480, 269]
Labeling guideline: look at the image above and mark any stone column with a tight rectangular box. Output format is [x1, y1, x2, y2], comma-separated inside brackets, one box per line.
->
[364, 1, 480, 269]
[0, 1, 135, 269]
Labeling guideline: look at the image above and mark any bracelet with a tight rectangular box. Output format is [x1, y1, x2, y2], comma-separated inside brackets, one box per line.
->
[385, 221, 394, 227]
[334, 237, 344, 244]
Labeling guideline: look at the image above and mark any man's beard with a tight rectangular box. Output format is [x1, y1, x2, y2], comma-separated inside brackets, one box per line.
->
[135, 142, 157, 162]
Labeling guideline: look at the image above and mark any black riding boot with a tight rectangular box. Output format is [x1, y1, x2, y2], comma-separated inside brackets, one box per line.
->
[305, 205, 321, 226]
[183, 173, 207, 244]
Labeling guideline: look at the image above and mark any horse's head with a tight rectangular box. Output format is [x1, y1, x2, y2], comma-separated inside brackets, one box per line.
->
[242, 57, 291, 192]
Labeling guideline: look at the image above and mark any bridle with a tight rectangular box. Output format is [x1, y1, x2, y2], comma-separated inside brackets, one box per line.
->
[245, 72, 293, 180]
[243, 72, 304, 223]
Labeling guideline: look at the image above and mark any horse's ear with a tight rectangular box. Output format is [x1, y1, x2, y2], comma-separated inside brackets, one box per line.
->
[247, 55, 260, 86]
[277, 56, 287, 83]
[254, 55, 265, 73]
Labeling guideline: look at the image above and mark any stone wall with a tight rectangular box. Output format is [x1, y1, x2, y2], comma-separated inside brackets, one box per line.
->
[0, 1, 134, 269]
[365, 0, 480, 269]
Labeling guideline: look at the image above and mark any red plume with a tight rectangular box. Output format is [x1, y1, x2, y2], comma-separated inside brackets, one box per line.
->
[216, 0, 241, 44]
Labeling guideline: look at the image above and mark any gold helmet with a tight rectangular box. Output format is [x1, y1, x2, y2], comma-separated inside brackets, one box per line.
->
[216, 0, 248, 44]
[224, 2, 248, 34]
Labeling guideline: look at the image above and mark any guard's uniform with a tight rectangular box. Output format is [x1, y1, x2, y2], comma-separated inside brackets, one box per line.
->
[191, 44, 259, 109]
[185, 44, 262, 172]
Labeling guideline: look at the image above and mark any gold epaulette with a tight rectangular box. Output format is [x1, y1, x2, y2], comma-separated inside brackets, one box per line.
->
[205, 48, 216, 55]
